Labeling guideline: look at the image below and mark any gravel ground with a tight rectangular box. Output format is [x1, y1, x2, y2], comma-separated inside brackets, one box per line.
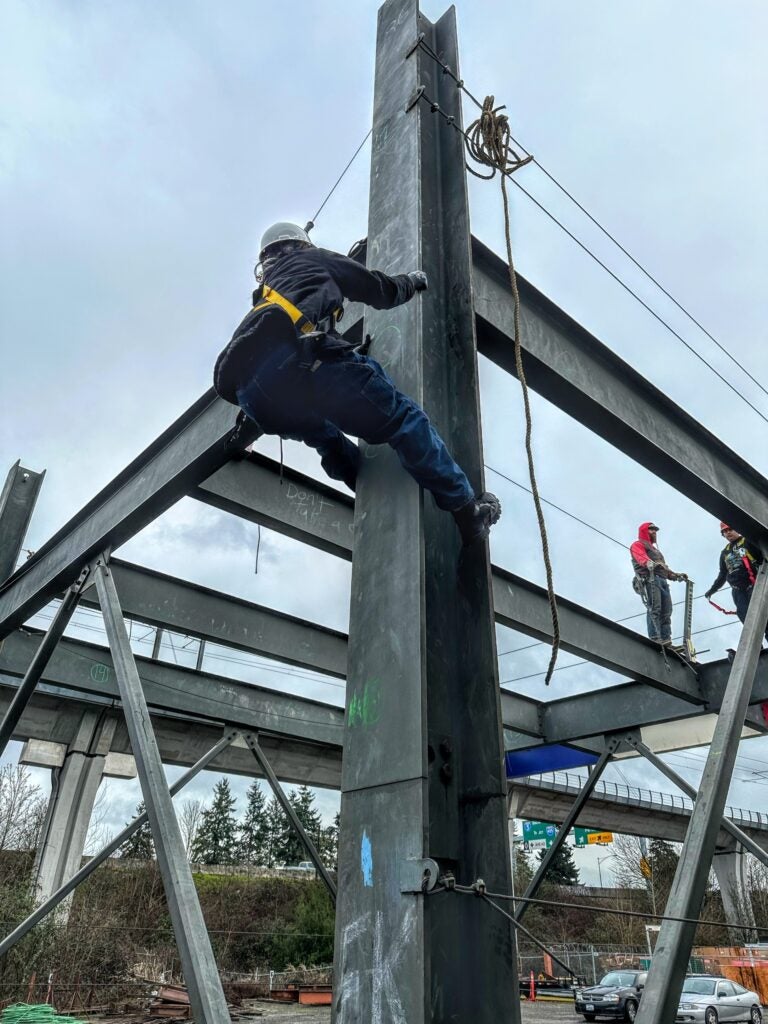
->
[238, 996, 583, 1022]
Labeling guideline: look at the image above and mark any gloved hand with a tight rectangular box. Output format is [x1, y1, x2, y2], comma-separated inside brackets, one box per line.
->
[409, 270, 428, 292]
[705, 589, 714, 599]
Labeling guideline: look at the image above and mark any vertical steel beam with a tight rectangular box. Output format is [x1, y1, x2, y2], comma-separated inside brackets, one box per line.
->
[332, 3, 518, 1021]
[94, 560, 229, 1024]
[0, 573, 85, 758]
[636, 561, 768, 1023]
[0, 731, 236, 959]
[243, 732, 337, 903]
[0, 461, 45, 585]
[514, 740, 617, 923]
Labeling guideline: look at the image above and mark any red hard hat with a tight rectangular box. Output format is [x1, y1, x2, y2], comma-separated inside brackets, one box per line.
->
[720, 522, 731, 531]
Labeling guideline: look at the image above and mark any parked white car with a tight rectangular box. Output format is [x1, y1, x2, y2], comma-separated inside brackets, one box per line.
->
[676, 976, 762, 1024]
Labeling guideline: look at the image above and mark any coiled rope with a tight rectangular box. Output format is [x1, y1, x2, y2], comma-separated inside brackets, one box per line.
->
[463, 96, 560, 684]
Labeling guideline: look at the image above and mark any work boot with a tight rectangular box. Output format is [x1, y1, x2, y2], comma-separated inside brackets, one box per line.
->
[451, 492, 502, 546]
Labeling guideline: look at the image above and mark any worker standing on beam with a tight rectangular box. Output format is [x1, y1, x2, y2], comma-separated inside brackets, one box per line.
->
[630, 522, 686, 646]
[214, 223, 501, 545]
[705, 523, 768, 641]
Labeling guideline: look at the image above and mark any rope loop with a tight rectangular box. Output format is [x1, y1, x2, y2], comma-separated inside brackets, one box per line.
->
[464, 96, 533, 180]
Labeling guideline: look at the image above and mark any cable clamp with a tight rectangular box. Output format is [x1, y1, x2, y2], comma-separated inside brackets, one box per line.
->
[471, 878, 486, 896]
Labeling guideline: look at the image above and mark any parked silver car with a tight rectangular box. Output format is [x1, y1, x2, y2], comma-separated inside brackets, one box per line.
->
[676, 976, 762, 1024]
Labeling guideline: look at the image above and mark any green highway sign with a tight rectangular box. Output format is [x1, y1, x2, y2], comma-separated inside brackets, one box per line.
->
[574, 827, 614, 847]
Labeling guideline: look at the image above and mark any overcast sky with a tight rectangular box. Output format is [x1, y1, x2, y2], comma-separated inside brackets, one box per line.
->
[1, 0, 767, 888]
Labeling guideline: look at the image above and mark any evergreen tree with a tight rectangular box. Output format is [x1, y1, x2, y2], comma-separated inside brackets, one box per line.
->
[281, 785, 323, 866]
[118, 802, 154, 860]
[190, 779, 238, 865]
[238, 781, 270, 865]
[322, 812, 340, 871]
[538, 841, 579, 885]
[264, 796, 287, 868]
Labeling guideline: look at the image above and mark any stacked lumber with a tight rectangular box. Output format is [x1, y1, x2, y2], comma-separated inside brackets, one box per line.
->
[147, 985, 190, 1019]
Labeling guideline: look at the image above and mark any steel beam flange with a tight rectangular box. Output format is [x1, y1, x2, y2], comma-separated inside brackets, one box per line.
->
[399, 857, 441, 894]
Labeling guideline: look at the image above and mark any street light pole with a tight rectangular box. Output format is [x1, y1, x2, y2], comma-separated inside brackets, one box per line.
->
[597, 854, 616, 889]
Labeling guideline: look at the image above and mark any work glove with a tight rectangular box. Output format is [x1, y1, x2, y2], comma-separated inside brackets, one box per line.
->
[704, 589, 714, 599]
[409, 270, 428, 292]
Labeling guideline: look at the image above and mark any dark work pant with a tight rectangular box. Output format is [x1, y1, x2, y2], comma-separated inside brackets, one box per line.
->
[235, 322, 474, 511]
[645, 576, 672, 642]
[731, 586, 768, 641]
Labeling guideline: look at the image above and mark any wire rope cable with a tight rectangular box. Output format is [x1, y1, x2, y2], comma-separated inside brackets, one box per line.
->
[413, 37, 768, 416]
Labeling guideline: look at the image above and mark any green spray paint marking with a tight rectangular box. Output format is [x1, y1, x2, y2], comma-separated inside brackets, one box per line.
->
[90, 663, 111, 683]
[348, 678, 381, 728]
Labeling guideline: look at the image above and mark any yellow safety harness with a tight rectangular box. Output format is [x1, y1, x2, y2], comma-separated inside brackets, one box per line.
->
[253, 284, 342, 336]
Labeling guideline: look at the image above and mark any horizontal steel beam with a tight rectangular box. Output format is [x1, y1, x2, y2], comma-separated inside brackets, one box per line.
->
[84, 558, 349, 679]
[195, 455, 700, 705]
[471, 237, 768, 544]
[3, 627, 766, 788]
[0, 627, 344, 748]
[492, 567, 699, 701]
[194, 453, 354, 561]
[540, 655, 768, 745]
[0, 393, 260, 639]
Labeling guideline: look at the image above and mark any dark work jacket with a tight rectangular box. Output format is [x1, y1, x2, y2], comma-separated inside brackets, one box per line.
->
[708, 536, 763, 592]
[213, 247, 416, 402]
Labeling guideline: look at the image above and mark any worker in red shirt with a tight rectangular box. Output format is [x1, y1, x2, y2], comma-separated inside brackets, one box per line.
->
[630, 522, 686, 644]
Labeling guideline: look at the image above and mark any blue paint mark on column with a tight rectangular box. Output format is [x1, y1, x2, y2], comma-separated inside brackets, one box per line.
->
[361, 830, 373, 887]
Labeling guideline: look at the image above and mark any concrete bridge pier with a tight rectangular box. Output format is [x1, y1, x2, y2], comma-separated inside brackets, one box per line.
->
[713, 843, 759, 942]
[22, 710, 135, 914]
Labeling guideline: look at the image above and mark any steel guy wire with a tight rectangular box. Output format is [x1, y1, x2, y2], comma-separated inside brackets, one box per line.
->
[305, 127, 373, 233]
[440, 881, 766, 934]
[416, 89, 768, 426]
[414, 37, 768, 414]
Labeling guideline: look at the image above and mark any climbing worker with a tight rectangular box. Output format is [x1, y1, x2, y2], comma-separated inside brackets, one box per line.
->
[704, 523, 768, 640]
[630, 522, 687, 645]
[213, 222, 501, 545]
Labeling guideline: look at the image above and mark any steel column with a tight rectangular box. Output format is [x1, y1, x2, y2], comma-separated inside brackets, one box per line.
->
[243, 732, 337, 903]
[629, 736, 768, 869]
[637, 561, 768, 1022]
[0, 731, 236, 959]
[514, 740, 617, 923]
[94, 560, 229, 1024]
[0, 574, 85, 758]
[332, 3, 518, 1021]
[0, 461, 45, 585]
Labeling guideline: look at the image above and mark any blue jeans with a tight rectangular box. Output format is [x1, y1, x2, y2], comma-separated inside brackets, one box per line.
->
[645, 576, 672, 642]
[235, 331, 474, 511]
[732, 586, 768, 641]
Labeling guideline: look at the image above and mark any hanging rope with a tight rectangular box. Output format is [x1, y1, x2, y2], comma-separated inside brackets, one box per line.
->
[462, 96, 559, 684]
